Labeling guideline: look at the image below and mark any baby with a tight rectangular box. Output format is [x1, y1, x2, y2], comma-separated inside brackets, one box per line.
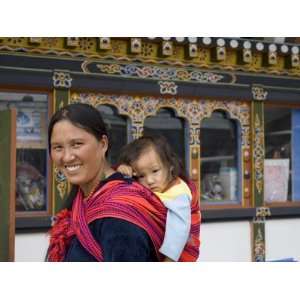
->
[117, 135, 192, 262]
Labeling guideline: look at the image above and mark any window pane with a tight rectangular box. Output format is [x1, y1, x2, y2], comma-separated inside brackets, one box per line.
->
[144, 108, 187, 170]
[200, 110, 240, 204]
[264, 107, 292, 202]
[292, 110, 300, 201]
[97, 105, 129, 165]
[0, 92, 48, 211]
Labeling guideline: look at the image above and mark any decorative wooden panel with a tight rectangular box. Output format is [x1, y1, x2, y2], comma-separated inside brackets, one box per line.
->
[251, 85, 268, 261]
[70, 93, 251, 192]
[52, 72, 72, 214]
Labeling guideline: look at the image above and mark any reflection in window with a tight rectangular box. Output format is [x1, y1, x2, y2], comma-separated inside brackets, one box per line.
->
[200, 110, 240, 204]
[97, 105, 129, 165]
[0, 92, 48, 212]
[264, 107, 292, 202]
[144, 108, 187, 170]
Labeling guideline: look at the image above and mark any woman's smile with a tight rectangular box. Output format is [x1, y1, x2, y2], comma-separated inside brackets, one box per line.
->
[64, 164, 81, 173]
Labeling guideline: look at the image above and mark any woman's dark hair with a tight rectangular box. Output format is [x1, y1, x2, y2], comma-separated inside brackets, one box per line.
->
[48, 102, 108, 153]
[48, 102, 109, 210]
[118, 134, 187, 182]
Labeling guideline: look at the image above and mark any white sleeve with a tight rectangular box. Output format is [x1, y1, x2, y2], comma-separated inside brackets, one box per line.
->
[159, 194, 191, 261]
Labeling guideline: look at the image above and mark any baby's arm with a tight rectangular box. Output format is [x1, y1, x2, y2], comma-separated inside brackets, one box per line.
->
[117, 164, 134, 177]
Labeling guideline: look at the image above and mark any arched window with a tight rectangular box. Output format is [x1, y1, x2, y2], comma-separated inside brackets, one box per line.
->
[200, 110, 241, 204]
[144, 108, 188, 171]
[97, 105, 130, 165]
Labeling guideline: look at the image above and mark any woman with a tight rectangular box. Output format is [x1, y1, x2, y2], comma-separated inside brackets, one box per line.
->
[46, 103, 200, 262]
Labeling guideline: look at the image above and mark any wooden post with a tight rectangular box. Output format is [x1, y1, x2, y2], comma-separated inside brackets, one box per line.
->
[52, 71, 72, 213]
[0, 109, 16, 261]
[251, 85, 269, 262]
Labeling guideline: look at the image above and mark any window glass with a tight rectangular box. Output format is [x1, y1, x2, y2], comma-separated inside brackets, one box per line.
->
[0, 92, 48, 212]
[200, 110, 240, 204]
[97, 105, 129, 165]
[144, 108, 187, 170]
[264, 107, 292, 202]
[292, 110, 300, 201]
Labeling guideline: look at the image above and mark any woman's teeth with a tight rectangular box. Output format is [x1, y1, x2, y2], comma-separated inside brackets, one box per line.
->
[65, 165, 80, 171]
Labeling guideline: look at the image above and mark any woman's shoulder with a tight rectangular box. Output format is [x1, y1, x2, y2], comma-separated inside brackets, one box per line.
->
[101, 171, 133, 186]
[102, 173, 150, 194]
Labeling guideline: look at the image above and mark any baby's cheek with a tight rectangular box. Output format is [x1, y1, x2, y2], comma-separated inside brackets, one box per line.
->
[139, 179, 147, 186]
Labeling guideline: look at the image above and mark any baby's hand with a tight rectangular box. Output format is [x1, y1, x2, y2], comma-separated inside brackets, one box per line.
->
[117, 164, 134, 177]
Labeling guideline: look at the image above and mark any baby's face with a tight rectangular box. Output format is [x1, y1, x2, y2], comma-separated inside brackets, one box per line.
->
[132, 147, 170, 193]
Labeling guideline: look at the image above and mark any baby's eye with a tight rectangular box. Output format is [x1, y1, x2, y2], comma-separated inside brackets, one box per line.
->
[138, 174, 145, 179]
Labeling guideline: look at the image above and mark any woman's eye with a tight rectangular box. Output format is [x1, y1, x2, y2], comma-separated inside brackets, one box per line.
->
[153, 169, 159, 173]
[53, 146, 62, 151]
[73, 142, 83, 148]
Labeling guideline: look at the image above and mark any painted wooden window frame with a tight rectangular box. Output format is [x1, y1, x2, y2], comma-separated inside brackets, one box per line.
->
[69, 92, 252, 213]
[264, 102, 300, 208]
[0, 89, 53, 229]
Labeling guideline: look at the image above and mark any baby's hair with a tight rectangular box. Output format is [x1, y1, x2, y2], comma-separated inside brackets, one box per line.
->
[118, 134, 186, 181]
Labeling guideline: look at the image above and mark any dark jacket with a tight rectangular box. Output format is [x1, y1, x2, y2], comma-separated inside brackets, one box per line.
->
[63, 173, 158, 262]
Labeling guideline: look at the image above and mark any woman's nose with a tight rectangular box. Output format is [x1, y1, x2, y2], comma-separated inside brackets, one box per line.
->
[62, 149, 75, 162]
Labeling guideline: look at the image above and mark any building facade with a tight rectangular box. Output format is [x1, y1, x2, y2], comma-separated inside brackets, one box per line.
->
[1, 37, 300, 261]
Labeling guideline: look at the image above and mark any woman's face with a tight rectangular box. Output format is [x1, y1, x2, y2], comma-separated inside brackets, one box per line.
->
[50, 120, 108, 195]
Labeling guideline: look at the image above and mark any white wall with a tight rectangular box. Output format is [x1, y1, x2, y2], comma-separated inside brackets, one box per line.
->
[15, 232, 48, 262]
[265, 218, 300, 261]
[199, 221, 252, 261]
[14, 218, 300, 262]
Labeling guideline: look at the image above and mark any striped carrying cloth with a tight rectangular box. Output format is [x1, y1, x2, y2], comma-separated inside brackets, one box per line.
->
[48, 179, 201, 262]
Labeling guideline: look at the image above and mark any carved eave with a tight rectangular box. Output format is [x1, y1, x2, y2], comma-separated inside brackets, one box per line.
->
[1, 37, 300, 77]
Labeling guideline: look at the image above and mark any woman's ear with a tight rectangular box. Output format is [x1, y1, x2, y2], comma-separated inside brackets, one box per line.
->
[100, 134, 109, 154]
